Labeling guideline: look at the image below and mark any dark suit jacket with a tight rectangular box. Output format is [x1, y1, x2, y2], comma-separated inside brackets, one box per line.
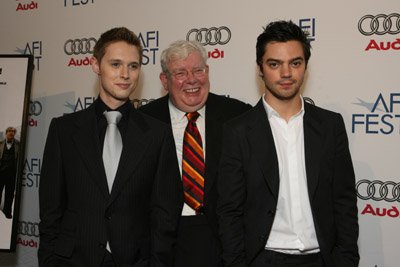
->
[139, 93, 251, 237]
[38, 102, 182, 267]
[0, 139, 19, 166]
[217, 99, 359, 267]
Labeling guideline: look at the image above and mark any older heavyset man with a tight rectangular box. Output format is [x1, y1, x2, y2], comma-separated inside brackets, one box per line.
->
[139, 40, 251, 267]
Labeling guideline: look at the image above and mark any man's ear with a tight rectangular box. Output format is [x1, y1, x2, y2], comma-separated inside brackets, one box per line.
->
[91, 57, 100, 75]
[257, 64, 264, 77]
[159, 72, 169, 92]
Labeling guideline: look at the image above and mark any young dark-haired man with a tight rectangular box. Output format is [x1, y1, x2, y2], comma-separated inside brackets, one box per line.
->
[217, 21, 359, 267]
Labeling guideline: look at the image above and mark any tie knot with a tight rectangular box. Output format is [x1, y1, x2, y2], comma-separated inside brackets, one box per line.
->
[186, 112, 200, 122]
[104, 111, 122, 125]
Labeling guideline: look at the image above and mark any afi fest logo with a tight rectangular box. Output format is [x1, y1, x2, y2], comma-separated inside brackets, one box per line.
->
[15, 41, 42, 71]
[298, 18, 316, 42]
[64, 0, 94, 7]
[351, 93, 400, 134]
[138, 31, 159, 65]
[358, 13, 400, 51]
[64, 96, 96, 114]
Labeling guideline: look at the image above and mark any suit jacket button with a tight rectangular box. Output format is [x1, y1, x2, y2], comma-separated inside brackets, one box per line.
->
[99, 243, 105, 249]
[105, 213, 111, 220]
[259, 235, 267, 241]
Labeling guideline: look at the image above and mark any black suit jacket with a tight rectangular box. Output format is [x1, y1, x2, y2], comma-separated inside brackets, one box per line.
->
[139, 93, 251, 236]
[38, 102, 182, 267]
[0, 139, 19, 166]
[217, 99, 359, 267]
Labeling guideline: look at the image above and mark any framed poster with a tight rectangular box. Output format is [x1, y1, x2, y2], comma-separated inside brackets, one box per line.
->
[0, 55, 33, 252]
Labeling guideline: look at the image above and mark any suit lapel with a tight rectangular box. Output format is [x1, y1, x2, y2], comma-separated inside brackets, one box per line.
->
[14, 141, 19, 160]
[204, 94, 224, 198]
[108, 107, 151, 204]
[0, 141, 4, 159]
[248, 100, 280, 200]
[303, 103, 324, 201]
[71, 105, 109, 199]
[154, 95, 172, 124]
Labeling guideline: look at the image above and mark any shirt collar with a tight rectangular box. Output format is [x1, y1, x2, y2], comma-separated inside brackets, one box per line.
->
[168, 98, 206, 123]
[262, 94, 305, 120]
[95, 96, 131, 121]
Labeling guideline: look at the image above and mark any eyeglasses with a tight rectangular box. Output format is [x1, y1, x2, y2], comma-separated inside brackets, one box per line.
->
[168, 67, 206, 80]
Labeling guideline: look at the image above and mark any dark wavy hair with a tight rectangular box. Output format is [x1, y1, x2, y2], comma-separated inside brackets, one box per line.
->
[256, 20, 311, 70]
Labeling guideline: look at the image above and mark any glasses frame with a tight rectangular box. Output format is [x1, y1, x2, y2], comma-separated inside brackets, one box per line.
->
[167, 67, 207, 81]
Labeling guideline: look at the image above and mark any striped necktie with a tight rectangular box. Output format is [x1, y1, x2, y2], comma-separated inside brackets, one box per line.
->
[182, 112, 205, 214]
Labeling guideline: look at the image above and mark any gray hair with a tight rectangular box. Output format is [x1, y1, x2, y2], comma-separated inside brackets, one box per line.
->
[6, 127, 16, 133]
[160, 40, 207, 73]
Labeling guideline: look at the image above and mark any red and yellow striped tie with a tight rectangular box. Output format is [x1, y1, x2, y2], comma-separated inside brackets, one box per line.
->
[182, 112, 205, 213]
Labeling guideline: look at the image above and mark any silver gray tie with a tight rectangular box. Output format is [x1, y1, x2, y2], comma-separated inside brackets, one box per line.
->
[103, 111, 123, 193]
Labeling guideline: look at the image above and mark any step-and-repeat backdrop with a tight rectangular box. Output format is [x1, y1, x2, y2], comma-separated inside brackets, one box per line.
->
[0, 1, 398, 266]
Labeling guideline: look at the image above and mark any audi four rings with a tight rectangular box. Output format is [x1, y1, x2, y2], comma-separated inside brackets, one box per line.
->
[132, 99, 155, 108]
[29, 101, 42, 116]
[358, 13, 400, 35]
[64, 38, 97, 55]
[186, 27, 231, 46]
[18, 221, 40, 237]
[356, 179, 400, 202]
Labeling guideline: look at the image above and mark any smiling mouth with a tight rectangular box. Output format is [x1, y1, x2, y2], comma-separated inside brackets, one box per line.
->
[184, 88, 200, 93]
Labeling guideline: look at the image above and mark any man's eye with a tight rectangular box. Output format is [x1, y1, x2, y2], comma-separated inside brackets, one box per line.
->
[193, 69, 205, 76]
[175, 71, 186, 77]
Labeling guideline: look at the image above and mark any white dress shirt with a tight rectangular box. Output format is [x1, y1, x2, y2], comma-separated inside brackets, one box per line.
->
[6, 141, 13, 150]
[262, 95, 319, 254]
[168, 99, 206, 216]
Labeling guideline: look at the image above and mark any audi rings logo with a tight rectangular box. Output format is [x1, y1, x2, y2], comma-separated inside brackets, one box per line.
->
[356, 179, 400, 202]
[29, 101, 42, 116]
[18, 221, 39, 237]
[186, 26, 231, 46]
[303, 97, 315, 106]
[132, 98, 155, 109]
[64, 38, 97, 55]
[358, 13, 400, 36]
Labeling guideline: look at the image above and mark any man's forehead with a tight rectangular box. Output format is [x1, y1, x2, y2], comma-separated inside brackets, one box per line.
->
[264, 41, 304, 58]
[168, 58, 204, 70]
